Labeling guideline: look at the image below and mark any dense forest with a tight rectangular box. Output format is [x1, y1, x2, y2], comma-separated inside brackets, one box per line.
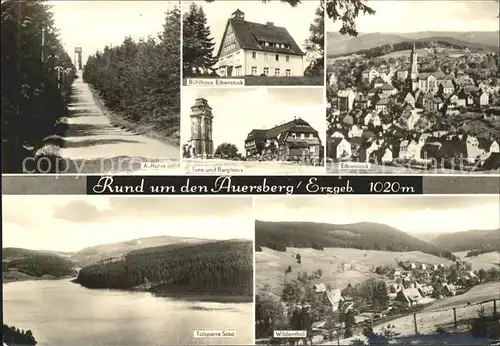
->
[76, 240, 253, 296]
[433, 229, 500, 252]
[1, 0, 76, 173]
[2, 253, 77, 278]
[82, 6, 180, 146]
[255, 220, 449, 258]
[2, 324, 37, 345]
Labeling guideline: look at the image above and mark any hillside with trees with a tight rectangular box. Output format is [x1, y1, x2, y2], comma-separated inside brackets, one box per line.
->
[327, 31, 500, 57]
[255, 220, 449, 257]
[76, 240, 253, 297]
[432, 229, 500, 253]
[73, 235, 210, 267]
[2, 324, 37, 345]
[1, 0, 76, 173]
[82, 6, 180, 146]
[2, 249, 77, 282]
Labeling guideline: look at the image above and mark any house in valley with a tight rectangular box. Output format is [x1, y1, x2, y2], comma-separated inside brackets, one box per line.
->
[313, 283, 327, 293]
[214, 9, 304, 77]
[418, 285, 434, 297]
[395, 288, 423, 307]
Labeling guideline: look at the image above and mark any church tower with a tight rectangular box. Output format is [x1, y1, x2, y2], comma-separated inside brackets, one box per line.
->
[189, 98, 213, 158]
[407, 42, 419, 91]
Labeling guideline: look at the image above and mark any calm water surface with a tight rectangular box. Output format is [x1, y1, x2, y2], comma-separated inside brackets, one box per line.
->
[3, 279, 253, 345]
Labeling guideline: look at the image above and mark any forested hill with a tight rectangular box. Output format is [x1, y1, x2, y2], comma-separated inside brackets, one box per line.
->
[2, 248, 77, 282]
[73, 235, 212, 267]
[76, 240, 253, 297]
[255, 220, 448, 257]
[327, 31, 499, 57]
[432, 229, 500, 252]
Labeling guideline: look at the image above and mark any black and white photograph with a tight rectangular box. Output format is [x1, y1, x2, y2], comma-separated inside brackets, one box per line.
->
[2, 196, 254, 346]
[181, 88, 326, 174]
[325, 0, 500, 174]
[255, 195, 500, 345]
[1, 1, 181, 174]
[182, 0, 324, 86]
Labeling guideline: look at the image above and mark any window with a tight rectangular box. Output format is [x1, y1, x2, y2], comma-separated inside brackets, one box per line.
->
[275, 54, 279, 61]
[309, 133, 314, 139]
[265, 42, 269, 46]
[286, 69, 291, 77]
[252, 51, 256, 59]
[264, 53, 268, 61]
[263, 67, 269, 76]
[286, 55, 290, 62]
[310, 146, 316, 154]
[274, 68, 280, 76]
[300, 133, 305, 139]
[291, 133, 296, 139]
[251, 66, 257, 75]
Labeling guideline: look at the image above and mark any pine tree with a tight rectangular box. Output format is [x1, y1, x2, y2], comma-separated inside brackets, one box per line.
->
[304, 1, 325, 77]
[1, 0, 75, 173]
[182, 3, 217, 76]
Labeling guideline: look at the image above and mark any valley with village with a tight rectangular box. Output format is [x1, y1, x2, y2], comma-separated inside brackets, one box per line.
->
[255, 221, 500, 345]
[326, 31, 500, 173]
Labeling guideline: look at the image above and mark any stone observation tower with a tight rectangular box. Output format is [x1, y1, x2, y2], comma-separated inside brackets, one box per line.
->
[74, 47, 83, 70]
[189, 97, 213, 158]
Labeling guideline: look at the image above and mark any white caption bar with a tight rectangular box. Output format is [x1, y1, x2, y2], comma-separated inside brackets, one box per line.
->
[273, 330, 307, 338]
[193, 330, 237, 338]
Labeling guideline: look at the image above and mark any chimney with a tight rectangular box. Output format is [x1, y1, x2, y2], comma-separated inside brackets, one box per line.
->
[265, 22, 274, 26]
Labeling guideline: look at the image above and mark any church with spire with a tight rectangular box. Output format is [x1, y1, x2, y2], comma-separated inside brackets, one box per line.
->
[405, 42, 447, 94]
[407, 42, 419, 92]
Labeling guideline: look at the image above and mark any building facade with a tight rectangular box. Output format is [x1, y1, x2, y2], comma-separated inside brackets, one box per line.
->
[407, 43, 445, 93]
[215, 9, 304, 77]
[189, 98, 214, 158]
[245, 118, 322, 161]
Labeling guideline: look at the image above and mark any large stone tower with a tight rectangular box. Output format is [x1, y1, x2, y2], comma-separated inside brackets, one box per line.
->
[407, 42, 418, 91]
[74, 47, 82, 70]
[189, 98, 213, 158]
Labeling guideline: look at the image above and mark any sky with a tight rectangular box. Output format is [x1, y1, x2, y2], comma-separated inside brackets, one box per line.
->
[255, 196, 500, 235]
[181, 87, 326, 154]
[184, 0, 321, 56]
[2, 196, 254, 252]
[49, 1, 179, 65]
[326, 0, 500, 33]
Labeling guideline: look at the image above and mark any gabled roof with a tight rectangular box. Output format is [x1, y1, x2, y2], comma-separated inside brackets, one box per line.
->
[338, 89, 356, 97]
[218, 17, 304, 57]
[381, 83, 395, 90]
[246, 118, 317, 142]
[478, 138, 496, 150]
[246, 129, 267, 140]
[350, 136, 363, 146]
[377, 98, 389, 105]
[441, 79, 454, 88]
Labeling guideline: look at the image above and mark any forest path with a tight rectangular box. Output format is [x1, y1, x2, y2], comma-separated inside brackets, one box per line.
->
[59, 72, 179, 173]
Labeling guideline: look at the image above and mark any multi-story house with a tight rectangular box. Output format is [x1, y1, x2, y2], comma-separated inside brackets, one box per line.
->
[361, 68, 380, 83]
[244, 117, 322, 161]
[338, 89, 356, 112]
[214, 9, 305, 77]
